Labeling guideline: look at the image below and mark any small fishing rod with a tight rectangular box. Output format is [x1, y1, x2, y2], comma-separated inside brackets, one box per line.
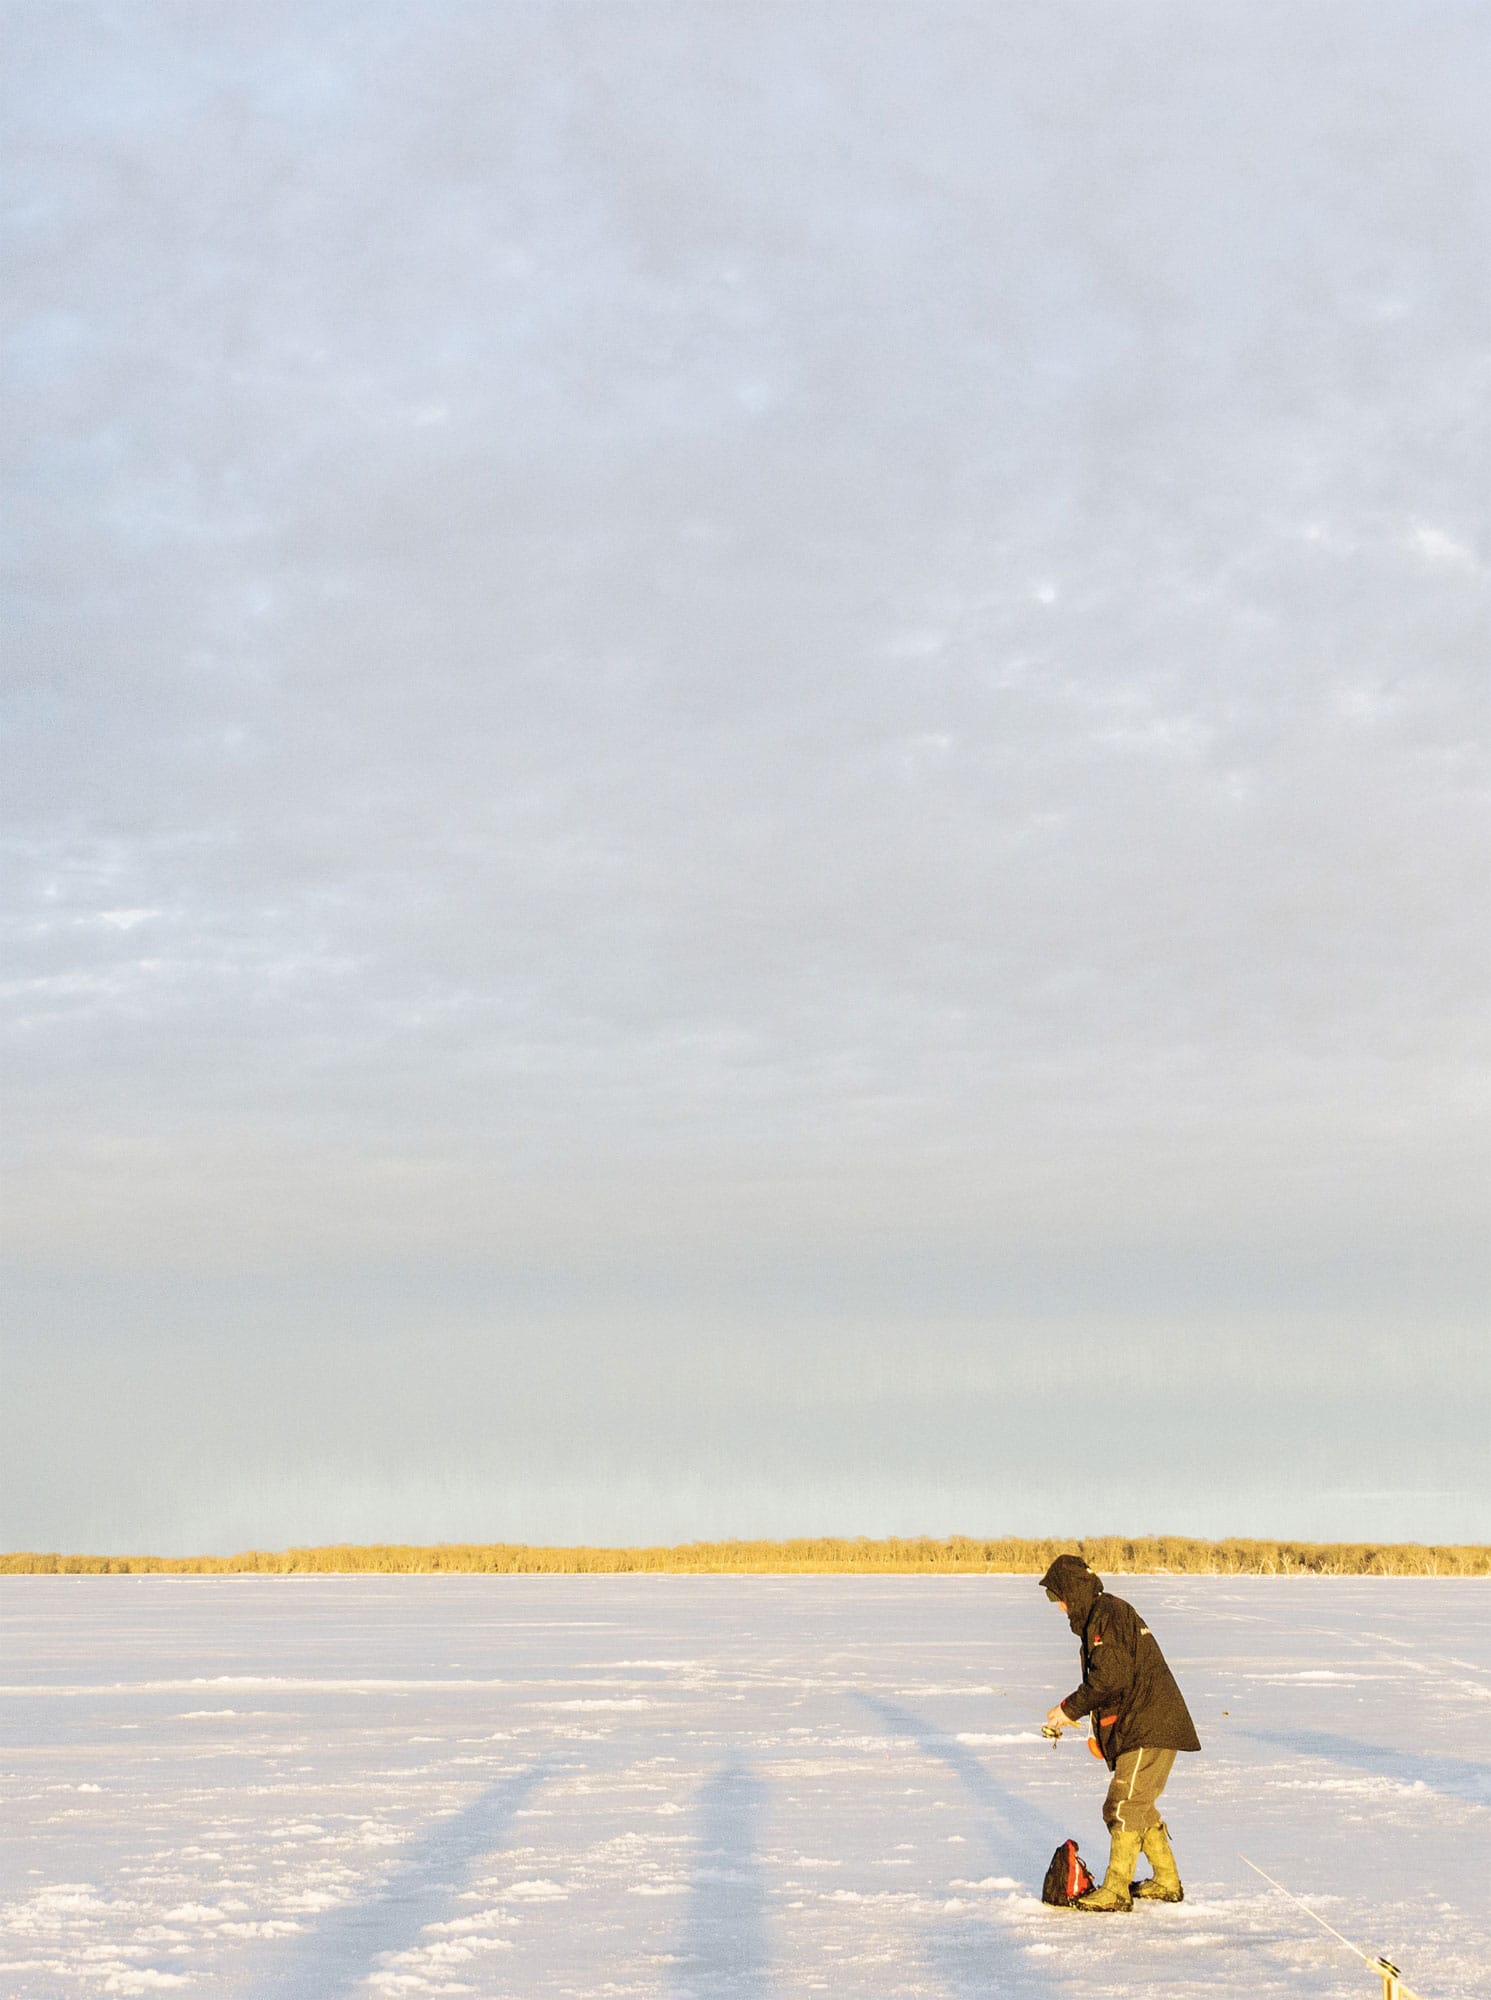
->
[1240, 1854, 1426, 2000]
[1041, 1721, 1102, 1756]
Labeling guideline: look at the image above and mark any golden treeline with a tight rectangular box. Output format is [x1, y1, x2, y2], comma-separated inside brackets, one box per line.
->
[3, 1536, 1486, 1576]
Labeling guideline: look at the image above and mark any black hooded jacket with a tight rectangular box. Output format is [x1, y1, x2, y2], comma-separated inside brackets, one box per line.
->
[1040, 1554, 1200, 1770]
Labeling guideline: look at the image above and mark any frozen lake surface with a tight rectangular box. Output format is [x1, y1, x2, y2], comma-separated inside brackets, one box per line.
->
[1, 1575, 1487, 1998]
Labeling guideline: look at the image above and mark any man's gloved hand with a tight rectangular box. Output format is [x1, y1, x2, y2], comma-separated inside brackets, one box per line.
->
[1044, 1703, 1070, 1734]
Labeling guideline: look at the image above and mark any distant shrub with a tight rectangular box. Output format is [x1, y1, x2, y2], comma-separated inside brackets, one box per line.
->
[1, 1537, 1486, 1577]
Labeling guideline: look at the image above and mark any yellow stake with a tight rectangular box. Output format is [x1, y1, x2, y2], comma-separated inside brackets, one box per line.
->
[1239, 1858, 1425, 2000]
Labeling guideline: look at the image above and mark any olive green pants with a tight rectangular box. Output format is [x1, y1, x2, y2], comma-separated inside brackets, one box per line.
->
[1102, 1747, 1177, 1834]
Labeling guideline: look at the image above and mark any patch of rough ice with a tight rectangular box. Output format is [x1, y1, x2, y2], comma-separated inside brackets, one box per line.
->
[827, 1889, 918, 1904]
[421, 1912, 514, 1936]
[532, 1698, 653, 1710]
[396, 1937, 513, 1966]
[367, 1974, 477, 1993]
[0, 1676, 523, 1695]
[1245, 1670, 1379, 1683]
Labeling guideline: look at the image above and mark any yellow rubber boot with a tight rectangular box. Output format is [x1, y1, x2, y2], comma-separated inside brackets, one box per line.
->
[1131, 1819, 1184, 1902]
[1076, 1828, 1141, 1912]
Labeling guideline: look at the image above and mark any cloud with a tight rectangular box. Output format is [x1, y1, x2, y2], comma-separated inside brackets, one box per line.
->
[2, 1, 1488, 1547]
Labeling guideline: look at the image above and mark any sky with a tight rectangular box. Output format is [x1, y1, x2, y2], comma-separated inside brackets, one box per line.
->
[2, 1, 1488, 1555]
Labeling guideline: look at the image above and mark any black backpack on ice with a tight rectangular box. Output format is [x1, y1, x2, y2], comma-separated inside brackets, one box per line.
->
[1041, 1838, 1096, 1906]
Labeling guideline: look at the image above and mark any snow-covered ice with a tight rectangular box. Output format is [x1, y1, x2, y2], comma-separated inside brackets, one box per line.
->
[1, 1576, 1487, 1997]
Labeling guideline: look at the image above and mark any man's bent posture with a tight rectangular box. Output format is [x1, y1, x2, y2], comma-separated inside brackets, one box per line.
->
[1040, 1552, 1200, 1913]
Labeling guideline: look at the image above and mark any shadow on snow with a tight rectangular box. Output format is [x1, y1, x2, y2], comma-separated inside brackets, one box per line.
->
[855, 1693, 1068, 1861]
[1244, 1728, 1491, 1809]
[245, 1760, 552, 1998]
[855, 1694, 1075, 1997]
[668, 1761, 771, 1999]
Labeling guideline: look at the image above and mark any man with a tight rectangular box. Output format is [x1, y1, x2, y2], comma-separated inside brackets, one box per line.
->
[1040, 1552, 1200, 1912]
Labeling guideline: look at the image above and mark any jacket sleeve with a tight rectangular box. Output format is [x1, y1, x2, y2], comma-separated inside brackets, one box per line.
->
[1059, 1611, 1136, 1721]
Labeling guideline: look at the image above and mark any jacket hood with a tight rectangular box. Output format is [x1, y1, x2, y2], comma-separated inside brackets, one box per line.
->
[1038, 1554, 1104, 1634]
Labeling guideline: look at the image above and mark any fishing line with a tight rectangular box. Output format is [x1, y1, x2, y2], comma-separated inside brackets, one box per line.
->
[1240, 1854, 1424, 2000]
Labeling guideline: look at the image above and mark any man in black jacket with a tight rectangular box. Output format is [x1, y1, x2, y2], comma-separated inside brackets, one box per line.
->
[1040, 1552, 1200, 1912]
